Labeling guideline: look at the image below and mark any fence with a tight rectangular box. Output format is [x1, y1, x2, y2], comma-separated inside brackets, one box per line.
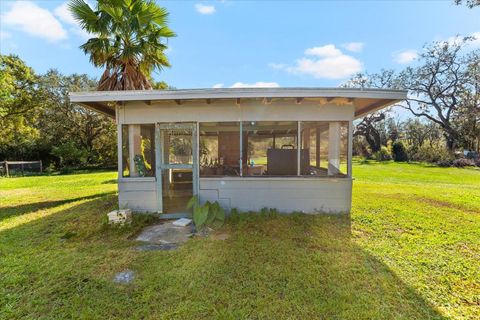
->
[0, 161, 43, 177]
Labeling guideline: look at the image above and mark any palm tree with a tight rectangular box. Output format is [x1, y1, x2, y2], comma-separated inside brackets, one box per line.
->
[69, 0, 175, 90]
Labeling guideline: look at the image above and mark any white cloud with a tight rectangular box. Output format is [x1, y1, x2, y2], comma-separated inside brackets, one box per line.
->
[213, 83, 224, 88]
[471, 32, 480, 47]
[445, 32, 480, 48]
[195, 4, 216, 15]
[393, 49, 418, 64]
[305, 44, 342, 58]
[2, 1, 67, 42]
[54, 2, 77, 25]
[0, 31, 12, 40]
[54, 2, 92, 40]
[271, 44, 363, 79]
[341, 42, 365, 53]
[230, 82, 280, 88]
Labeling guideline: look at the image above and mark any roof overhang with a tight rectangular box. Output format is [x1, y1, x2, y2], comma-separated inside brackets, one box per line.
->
[69, 87, 407, 119]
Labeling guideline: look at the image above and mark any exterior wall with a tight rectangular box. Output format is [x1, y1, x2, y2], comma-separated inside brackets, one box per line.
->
[118, 178, 157, 212]
[117, 99, 355, 214]
[199, 177, 352, 214]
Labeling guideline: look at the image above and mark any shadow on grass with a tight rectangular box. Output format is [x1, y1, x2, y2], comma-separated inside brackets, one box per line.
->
[134, 214, 448, 319]
[0, 204, 448, 319]
[101, 179, 118, 185]
[0, 192, 116, 221]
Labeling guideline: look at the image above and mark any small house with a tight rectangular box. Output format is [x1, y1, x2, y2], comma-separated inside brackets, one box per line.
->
[70, 88, 406, 217]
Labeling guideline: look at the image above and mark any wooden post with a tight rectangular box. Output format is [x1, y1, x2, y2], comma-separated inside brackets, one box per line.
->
[239, 122, 243, 176]
[117, 124, 123, 179]
[297, 121, 301, 176]
[347, 121, 353, 178]
[316, 128, 321, 168]
[39, 160, 43, 173]
[328, 122, 341, 176]
[128, 124, 142, 177]
[5, 161, 8, 177]
[155, 123, 163, 213]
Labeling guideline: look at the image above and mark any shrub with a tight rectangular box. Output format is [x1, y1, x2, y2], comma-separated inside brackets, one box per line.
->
[51, 141, 87, 168]
[392, 141, 409, 162]
[475, 158, 480, 167]
[45, 163, 56, 174]
[408, 144, 454, 164]
[374, 146, 392, 161]
[452, 158, 475, 168]
[59, 166, 74, 175]
[435, 159, 451, 167]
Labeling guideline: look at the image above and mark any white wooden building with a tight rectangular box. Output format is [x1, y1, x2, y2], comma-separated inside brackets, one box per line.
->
[70, 88, 406, 217]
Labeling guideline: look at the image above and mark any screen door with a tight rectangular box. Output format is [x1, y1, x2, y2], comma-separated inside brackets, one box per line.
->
[156, 123, 198, 217]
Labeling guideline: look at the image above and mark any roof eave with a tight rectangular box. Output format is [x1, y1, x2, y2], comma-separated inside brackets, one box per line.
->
[69, 87, 407, 103]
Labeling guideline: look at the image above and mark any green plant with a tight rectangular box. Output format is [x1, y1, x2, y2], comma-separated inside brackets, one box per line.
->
[45, 163, 56, 174]
[452, 158, 475, 168]
[187, 196, 225, 230]
[408, 144, 454, 164]
[374, 146, 392, 161]
[259, 207, 279, 217]
[133, 154, 147, 177]
[59, 166, 74, 175]
[51, 141, 87, 168]
[392, 141, 409, 162]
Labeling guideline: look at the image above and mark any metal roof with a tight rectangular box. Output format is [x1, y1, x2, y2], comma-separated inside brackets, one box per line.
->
[69, 87, 407, 119]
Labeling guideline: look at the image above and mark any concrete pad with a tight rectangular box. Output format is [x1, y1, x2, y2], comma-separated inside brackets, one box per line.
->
[136, 221, 194, 244]
[136, 243, 178, 251]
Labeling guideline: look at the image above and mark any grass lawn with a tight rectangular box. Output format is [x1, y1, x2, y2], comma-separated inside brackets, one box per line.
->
[1, 162, 479, 319]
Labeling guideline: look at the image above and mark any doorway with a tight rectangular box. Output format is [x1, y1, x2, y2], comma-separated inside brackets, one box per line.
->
[156, 123, 197, 217]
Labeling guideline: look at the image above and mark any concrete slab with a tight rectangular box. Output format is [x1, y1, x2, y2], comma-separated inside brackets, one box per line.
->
[136, 243, 178, 251]
[136, 221, 194, 244]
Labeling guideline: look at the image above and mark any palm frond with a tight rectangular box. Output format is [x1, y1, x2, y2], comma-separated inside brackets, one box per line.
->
[69, 0, 175, 90]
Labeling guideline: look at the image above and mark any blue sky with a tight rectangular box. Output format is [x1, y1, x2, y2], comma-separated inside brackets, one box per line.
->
[0, 0, 479, 89]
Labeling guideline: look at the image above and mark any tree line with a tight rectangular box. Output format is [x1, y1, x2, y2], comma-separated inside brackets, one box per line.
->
[346, 37, 479, 166]
[0, 55, 117, 171]
[0, 38, 478, 171]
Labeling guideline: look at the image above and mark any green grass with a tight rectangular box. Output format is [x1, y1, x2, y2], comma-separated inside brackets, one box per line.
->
[0, 163, 479, 319]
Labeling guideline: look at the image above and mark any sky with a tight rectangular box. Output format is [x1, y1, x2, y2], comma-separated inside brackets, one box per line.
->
[0, 0, 479, 90]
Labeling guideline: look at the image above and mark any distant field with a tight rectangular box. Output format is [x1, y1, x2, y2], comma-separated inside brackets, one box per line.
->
[0, 162, 479, 319]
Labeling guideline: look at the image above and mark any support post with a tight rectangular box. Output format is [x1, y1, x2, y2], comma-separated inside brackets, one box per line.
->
[39, 160, 43, 173]
[347, 121, 353, 177]
[117, 124, 123, 179]
[328, 122, 341, 176]
[191, 123, 198, 194]
[128, 124, 142, 177]
[5, 161, 9, 177]
[155, 123, 163, 213]
[297, 121, 301, 176]
[316, 128, 321, 168]
[239, 122, 243, 176]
